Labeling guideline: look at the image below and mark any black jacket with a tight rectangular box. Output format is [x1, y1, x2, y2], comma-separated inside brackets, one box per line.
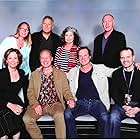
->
[29, 31, 61, 72]
[0, 68, 28, 109]
[93, 30, 126, 68]
[111, 67, 140, 107]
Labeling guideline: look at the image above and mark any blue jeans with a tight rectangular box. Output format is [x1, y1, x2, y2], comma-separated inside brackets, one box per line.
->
[110, 104, 140, 138]
[64, 99, 109, 138]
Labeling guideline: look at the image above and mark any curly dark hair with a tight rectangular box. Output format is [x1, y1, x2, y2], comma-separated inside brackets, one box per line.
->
[3, 48, 22, 68]
[61, 26, 81, 46]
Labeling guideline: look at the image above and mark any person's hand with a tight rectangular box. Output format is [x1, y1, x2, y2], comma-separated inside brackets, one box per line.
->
[135, 63, 140, 70]
[7, 102, 23, 115]
[34, 104, 42, 115]
[67, 100, 75, 108]
[122, 105, 132, 112]
[125, 107, 140, 117]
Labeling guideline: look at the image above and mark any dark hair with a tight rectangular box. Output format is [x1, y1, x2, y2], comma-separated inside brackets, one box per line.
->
[61, 26, 81, 46]
[120, 47, 134, 56]
[39, 48, 53, 57]
[42, 16, 54, 23]
[77, 46, 91, 57]
[3, 48, 22, 68]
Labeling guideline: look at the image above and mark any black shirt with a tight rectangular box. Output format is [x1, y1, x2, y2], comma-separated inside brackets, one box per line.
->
[76, 67, 100, 100]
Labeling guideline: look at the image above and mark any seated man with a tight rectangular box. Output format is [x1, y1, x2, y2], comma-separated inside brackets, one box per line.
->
[110, 47, 140, 138]
[23, 48, 75, 139]
[64, 46, 115, 138]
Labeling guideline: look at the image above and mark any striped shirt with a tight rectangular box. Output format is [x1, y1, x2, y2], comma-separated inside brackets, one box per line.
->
[54, 45, 79, 73]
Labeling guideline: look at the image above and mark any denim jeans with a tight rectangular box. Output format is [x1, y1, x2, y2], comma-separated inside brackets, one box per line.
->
[64, 99, 109, 138]
[110, 104, 140, 138]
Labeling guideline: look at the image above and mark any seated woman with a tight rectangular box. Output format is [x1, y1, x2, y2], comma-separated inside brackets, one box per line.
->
[0, 48, 28, 139]
[54, 26, 81, 73]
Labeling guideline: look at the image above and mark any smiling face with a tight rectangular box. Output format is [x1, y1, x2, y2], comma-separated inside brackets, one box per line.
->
[78, 48, 91, 66]
[64, 31, 74, 44]
[40, 50, 53, 68]
[102, 15, 114, 32]
[120, 49, 135, 69]
[6, 52, 19, 69]
[18, 23, 29, 38]
[42, 18, 54, 34]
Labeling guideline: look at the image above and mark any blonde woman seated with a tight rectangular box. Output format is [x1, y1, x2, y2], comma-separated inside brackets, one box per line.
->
[0, 48, 28, 139]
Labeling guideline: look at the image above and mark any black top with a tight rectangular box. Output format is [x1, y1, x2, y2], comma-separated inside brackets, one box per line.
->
[29, 31, 62, 72]
[0, 68, 28, 109]
[76, 67, 99, 100]
[93, 30, 126, 68]
[111, 67, 140, 107]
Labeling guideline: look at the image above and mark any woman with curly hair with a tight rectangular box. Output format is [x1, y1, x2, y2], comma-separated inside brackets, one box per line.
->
[54, 26, 81, 73]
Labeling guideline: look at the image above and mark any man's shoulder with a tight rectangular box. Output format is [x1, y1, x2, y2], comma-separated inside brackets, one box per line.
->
[112, 67, 123, 76]
[112, 30, 125, 37]
[94, 32, 104, 40]
[50, 32, 60, 40]
[31, 31, 42, 38]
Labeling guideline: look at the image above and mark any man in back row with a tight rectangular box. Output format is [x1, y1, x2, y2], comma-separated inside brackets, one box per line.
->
[29, 16, 61, 72]
[93, 14, 126, 68]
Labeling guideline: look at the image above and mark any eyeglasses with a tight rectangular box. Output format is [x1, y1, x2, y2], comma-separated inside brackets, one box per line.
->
[20, 28, 29, 32]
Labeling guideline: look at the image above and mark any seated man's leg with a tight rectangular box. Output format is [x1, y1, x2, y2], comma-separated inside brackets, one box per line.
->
[23, 106, 42, 139]
[110, 104, 125, 138]
[47, 102, 66, 139]
[89, 99, 109, 138]
[64, 99, 88, 139]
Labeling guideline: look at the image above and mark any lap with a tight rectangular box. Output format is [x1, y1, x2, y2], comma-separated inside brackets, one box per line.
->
[0, 108, 24, 137]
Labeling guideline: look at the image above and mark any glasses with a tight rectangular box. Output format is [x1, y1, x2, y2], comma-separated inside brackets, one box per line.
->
[20, 28, 29, 32]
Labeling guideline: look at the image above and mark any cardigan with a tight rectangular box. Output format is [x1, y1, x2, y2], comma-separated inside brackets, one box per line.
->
[0, 36, 31, 75]
[0, 68, 28, 109]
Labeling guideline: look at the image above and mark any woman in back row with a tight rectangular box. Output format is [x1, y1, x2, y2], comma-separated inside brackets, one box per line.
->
[54, 26, 81, 73]
[0, 21, 32, 77]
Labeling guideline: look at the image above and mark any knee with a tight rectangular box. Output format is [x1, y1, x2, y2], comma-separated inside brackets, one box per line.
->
[23, 113, 35, 124]
[100, 112, 109, 122]
[110, 112, 121, 123]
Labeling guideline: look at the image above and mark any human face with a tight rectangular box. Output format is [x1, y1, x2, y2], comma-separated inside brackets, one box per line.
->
[40, 50, 53, 68]
[6, 52, 19, 69]
[78, 49, 91, 66]
[19, 23, 29, 38]
[64, 31, 74, 44]
[120, 50, 135, 69]
[102, 15, 114, 32]
[42, 18, 54, 34]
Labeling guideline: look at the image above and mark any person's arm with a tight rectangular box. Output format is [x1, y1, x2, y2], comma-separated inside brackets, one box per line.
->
[54, 47, 61, 69]
[110, 71, 124, 106]
[27, 73, 40, 106]
[61, 71, 75, 102]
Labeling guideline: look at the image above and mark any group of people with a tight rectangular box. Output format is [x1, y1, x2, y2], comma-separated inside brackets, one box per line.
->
[0, 13, 140, 139]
